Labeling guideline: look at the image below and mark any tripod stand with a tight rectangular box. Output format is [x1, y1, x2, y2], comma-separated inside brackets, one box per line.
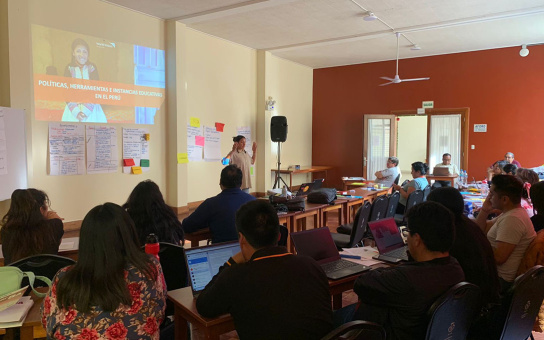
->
[273, 142, 289, 189]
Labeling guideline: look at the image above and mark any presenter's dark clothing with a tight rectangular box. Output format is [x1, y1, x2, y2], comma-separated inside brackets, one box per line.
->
[1, 218, 64, 265]
[353, 256, 464, 340]
[196, 246, 333, 340]
[181, 188, 255, 243]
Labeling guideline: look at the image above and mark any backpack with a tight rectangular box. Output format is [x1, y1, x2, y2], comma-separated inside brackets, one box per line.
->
[307, 188, 337, 204]
[269, 195, 306, 212]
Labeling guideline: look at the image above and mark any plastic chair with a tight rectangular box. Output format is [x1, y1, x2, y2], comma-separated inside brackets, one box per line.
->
[498, 265, 544, 340]
[422, 186, 431, 201]
[321, 320, 386, 340]
[10, 254, 76, 287]
[425, 282, 480, 340]
[394, 190, 424, 225]
[331, 201, 371, 249]
[385, 191, 400, 218]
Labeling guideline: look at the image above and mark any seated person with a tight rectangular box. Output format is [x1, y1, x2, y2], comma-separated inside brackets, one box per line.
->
[1, 189, 64, 265]
[427, 187, 500, 309]
[487, 160, 507, 181]
[515, 168, 540, 217]
[475, 175, 536, 292]
[432, 153, 459, 188]
[530, 181, 544, 232]
[374, 156, 400, 187]
[196, 200, 333, 339]
[503, 163, 518, 175]
[181, 165, 255, 243]
[41, 203, 166, 339]
[504, 152, 521, 167]
[350, 202, 464, 340]
[392, 161, 429, 214]
[123, 180, 184, 246]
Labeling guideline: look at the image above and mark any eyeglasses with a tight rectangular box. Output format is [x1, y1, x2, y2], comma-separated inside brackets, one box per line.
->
[401, 228, 411, 237]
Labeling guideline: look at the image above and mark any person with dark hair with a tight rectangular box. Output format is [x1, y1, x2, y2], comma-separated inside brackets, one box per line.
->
[476, 175, 536, 292]
[374, 156, 400, 187]
[503, 163, 518, 175]
[181, 165, 255, 243]
[62, 38, 107, 122]
[392, 161, 429, 214]
[41, 203, 166, 339]
[123, 180, 184, 245]
[349, 202, 464, 340]
[1, 189, 64, 265]
[224, 135, 256, 193]
[427, 187, 500, 308]
[530, 181, 544, 232]
[515, 168, 540, 217]
[487, 160, 507, 181]
[432, 153, 460, 188]
[196, 200, 333, 339]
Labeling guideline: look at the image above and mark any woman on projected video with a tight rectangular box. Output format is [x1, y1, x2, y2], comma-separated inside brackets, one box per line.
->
[61, 38, 107, 123]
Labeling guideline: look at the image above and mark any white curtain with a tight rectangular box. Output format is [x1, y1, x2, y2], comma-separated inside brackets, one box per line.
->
[429, 115, 461, 171]
[367, 119, 391, 180]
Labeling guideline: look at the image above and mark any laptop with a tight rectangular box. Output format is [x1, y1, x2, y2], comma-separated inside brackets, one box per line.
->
[290, 227, 370, 280]
[368, 218, 409, 263]
[184, 241, 241, 296]
[294, 182, 315, 197]
[313, 178, 325, 189]
[432, 166, 452, 176]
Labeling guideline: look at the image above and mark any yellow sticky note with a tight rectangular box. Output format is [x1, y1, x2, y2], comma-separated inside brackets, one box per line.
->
[131, 166, 142, 174]
[144, 133, 150, 141]
[177, 153, 189, 164]
[190, 117, 200, 128]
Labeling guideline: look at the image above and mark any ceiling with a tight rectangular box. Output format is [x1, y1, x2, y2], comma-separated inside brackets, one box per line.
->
[103, 0, 544, 68]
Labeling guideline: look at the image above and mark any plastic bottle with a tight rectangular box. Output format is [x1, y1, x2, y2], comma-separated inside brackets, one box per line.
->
[463, 170, 468, 186]
[481, 179, 488, 197]
[282, 185, 287, 197]
[145, 233, 160, 260]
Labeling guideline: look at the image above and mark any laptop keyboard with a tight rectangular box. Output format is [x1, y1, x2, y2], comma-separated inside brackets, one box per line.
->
[322, 259, 358, 273]
[384, 247, 409, 261]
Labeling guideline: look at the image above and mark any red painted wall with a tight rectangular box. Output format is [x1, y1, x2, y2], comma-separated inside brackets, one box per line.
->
[313, 46, 544, 189]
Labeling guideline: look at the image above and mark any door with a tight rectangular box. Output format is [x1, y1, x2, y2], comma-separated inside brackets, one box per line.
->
[428, 114, 461, 171]
[362, 115, 397, 180]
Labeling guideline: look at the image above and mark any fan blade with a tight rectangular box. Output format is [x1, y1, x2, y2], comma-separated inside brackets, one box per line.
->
[380, 77, 395, 81]
[379, 81, 394, 86]
[401, 77, 430, 82]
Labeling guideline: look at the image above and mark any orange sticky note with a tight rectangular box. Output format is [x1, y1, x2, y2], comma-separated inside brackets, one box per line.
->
[215, 122, 225, 132]
[131, 166, 142, 174]
[195, 136, 205, 146]
[144, 133, 150, 141]
[124, 159, 135, 166]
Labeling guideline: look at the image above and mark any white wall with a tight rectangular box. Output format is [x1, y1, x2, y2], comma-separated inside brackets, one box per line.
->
[397, 115, 427, 179]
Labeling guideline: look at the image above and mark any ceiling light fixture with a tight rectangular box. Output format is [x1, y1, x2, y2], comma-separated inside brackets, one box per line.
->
[519, 44, 529, 57]
[410, 44, 421, 51]
[363, 11, 378, 21]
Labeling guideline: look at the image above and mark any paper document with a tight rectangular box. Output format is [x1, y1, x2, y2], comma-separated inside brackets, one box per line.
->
[49, 123, 86, 176]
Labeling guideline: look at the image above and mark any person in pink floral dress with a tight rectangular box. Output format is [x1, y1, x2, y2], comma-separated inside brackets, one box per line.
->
[41, 203, 166, 339]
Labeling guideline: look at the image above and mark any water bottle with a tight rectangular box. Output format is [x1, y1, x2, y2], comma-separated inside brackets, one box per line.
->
[481, 179, 488, 197]
[145, 233, 160, 260]
[463, 170, 468, 186]
[282, 185, 287, 197]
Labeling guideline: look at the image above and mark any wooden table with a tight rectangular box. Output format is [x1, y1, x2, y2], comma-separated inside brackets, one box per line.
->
[185, 229, 213, 248]
[0, 237, 79, 266]
[278, 211, 297, 252]
[426, 174, 458, 187]
[3, 290, 46, 340]
[343, 188, 389, 223]
[292, 203, 327, 233]
[322, 198, 347, 228]
[342, 178, 368, 191]
[271, 166, 332, 191]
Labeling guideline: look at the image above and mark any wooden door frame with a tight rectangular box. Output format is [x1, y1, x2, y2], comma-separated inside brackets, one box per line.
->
[391, 108, 469, 171]
[362, 115, 397, 179]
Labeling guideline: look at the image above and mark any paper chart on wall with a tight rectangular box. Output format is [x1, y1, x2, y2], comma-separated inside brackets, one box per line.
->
[86, 126, 118, 174]
[0, 113, 7, 175]
[236, 126, 253, 156]
[48, 123, 86, 176]
[187, 124, 203, 162]
[204, 126, 221, 161]
[122, 128, 150, 174]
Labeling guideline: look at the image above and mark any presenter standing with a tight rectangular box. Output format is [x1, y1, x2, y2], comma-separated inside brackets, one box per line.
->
[224, 135, 256, 193]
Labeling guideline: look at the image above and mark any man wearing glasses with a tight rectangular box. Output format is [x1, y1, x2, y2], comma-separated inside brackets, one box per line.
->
[374, 156, 401, 187]
[433, 153, 459, 188]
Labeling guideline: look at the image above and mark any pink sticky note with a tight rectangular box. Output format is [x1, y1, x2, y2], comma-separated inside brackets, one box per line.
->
[195, 136, 205, 146]
[215, 122, 225, 132]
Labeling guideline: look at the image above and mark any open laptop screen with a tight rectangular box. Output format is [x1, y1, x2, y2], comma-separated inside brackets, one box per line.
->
[185, 241, 240, 293]
[290, 227, 340, 264]
[368, 218, 405, 253]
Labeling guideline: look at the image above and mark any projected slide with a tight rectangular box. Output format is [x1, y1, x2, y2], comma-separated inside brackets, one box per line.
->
[32, 25, 165, 124]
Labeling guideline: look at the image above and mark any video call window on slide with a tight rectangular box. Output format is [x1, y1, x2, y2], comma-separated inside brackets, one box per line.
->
[32, 25, 165, 125]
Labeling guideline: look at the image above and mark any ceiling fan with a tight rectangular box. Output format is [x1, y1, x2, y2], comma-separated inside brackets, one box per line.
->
[379, 33, 430, 86]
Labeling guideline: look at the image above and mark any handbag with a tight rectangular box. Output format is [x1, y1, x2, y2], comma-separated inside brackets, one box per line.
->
[0, 266, 52, 310]
[307, 188, 337, 204]
[269, 195, 306, 212]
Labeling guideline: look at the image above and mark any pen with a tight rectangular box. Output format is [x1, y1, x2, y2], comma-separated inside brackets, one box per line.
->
[340, 254, 362, 260]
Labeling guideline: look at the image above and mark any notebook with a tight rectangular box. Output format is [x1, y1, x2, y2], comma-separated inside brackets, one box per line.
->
[184, 241, 241, 296]
[290, 227, 370, 280]
[368, 218, 409, 263]
[294, 182, 315, 197]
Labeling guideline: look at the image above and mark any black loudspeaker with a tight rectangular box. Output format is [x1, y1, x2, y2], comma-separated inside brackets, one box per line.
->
[271, 116, 288, 142]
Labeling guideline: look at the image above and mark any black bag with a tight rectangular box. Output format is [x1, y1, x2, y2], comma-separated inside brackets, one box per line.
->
[269, 195, 306, 212]
[307, 188, 337, 204]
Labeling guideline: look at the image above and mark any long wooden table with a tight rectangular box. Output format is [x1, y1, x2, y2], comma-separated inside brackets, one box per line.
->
[271, 166, 332, 191]
[426, 174, 458, 187]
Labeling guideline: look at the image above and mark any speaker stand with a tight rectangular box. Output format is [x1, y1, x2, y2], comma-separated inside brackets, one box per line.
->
[273, 142, 289, 190]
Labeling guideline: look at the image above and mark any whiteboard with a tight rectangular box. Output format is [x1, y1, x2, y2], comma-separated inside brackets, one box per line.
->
[0, 107, 28, 200]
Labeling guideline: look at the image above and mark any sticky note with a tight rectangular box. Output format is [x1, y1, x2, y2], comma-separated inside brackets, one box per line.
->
[190, 117, 200, 128]
[131, 166, 142, 174]
[144, 133, 150, 141]
[215, 122, 225, 132]
[140, 159, 150, 167]
[250, 166, 254, 176]
[195, 135, 205, 146]
[177, 153, 189, 164]
[124, 159, 135, 166]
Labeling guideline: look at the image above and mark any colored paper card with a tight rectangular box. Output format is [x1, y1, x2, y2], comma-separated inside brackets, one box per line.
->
[144, 134, 150, 141]
[190, 117, 200, 128]
[131, 166, 142, 174]
[177, 153, 189, 164]
[215, 122, 225, 132]
[140, 159, 150, 167]
[195, 135, 205, 147]
[250, 166, 254, 176]
[123, 159, 135, 166]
